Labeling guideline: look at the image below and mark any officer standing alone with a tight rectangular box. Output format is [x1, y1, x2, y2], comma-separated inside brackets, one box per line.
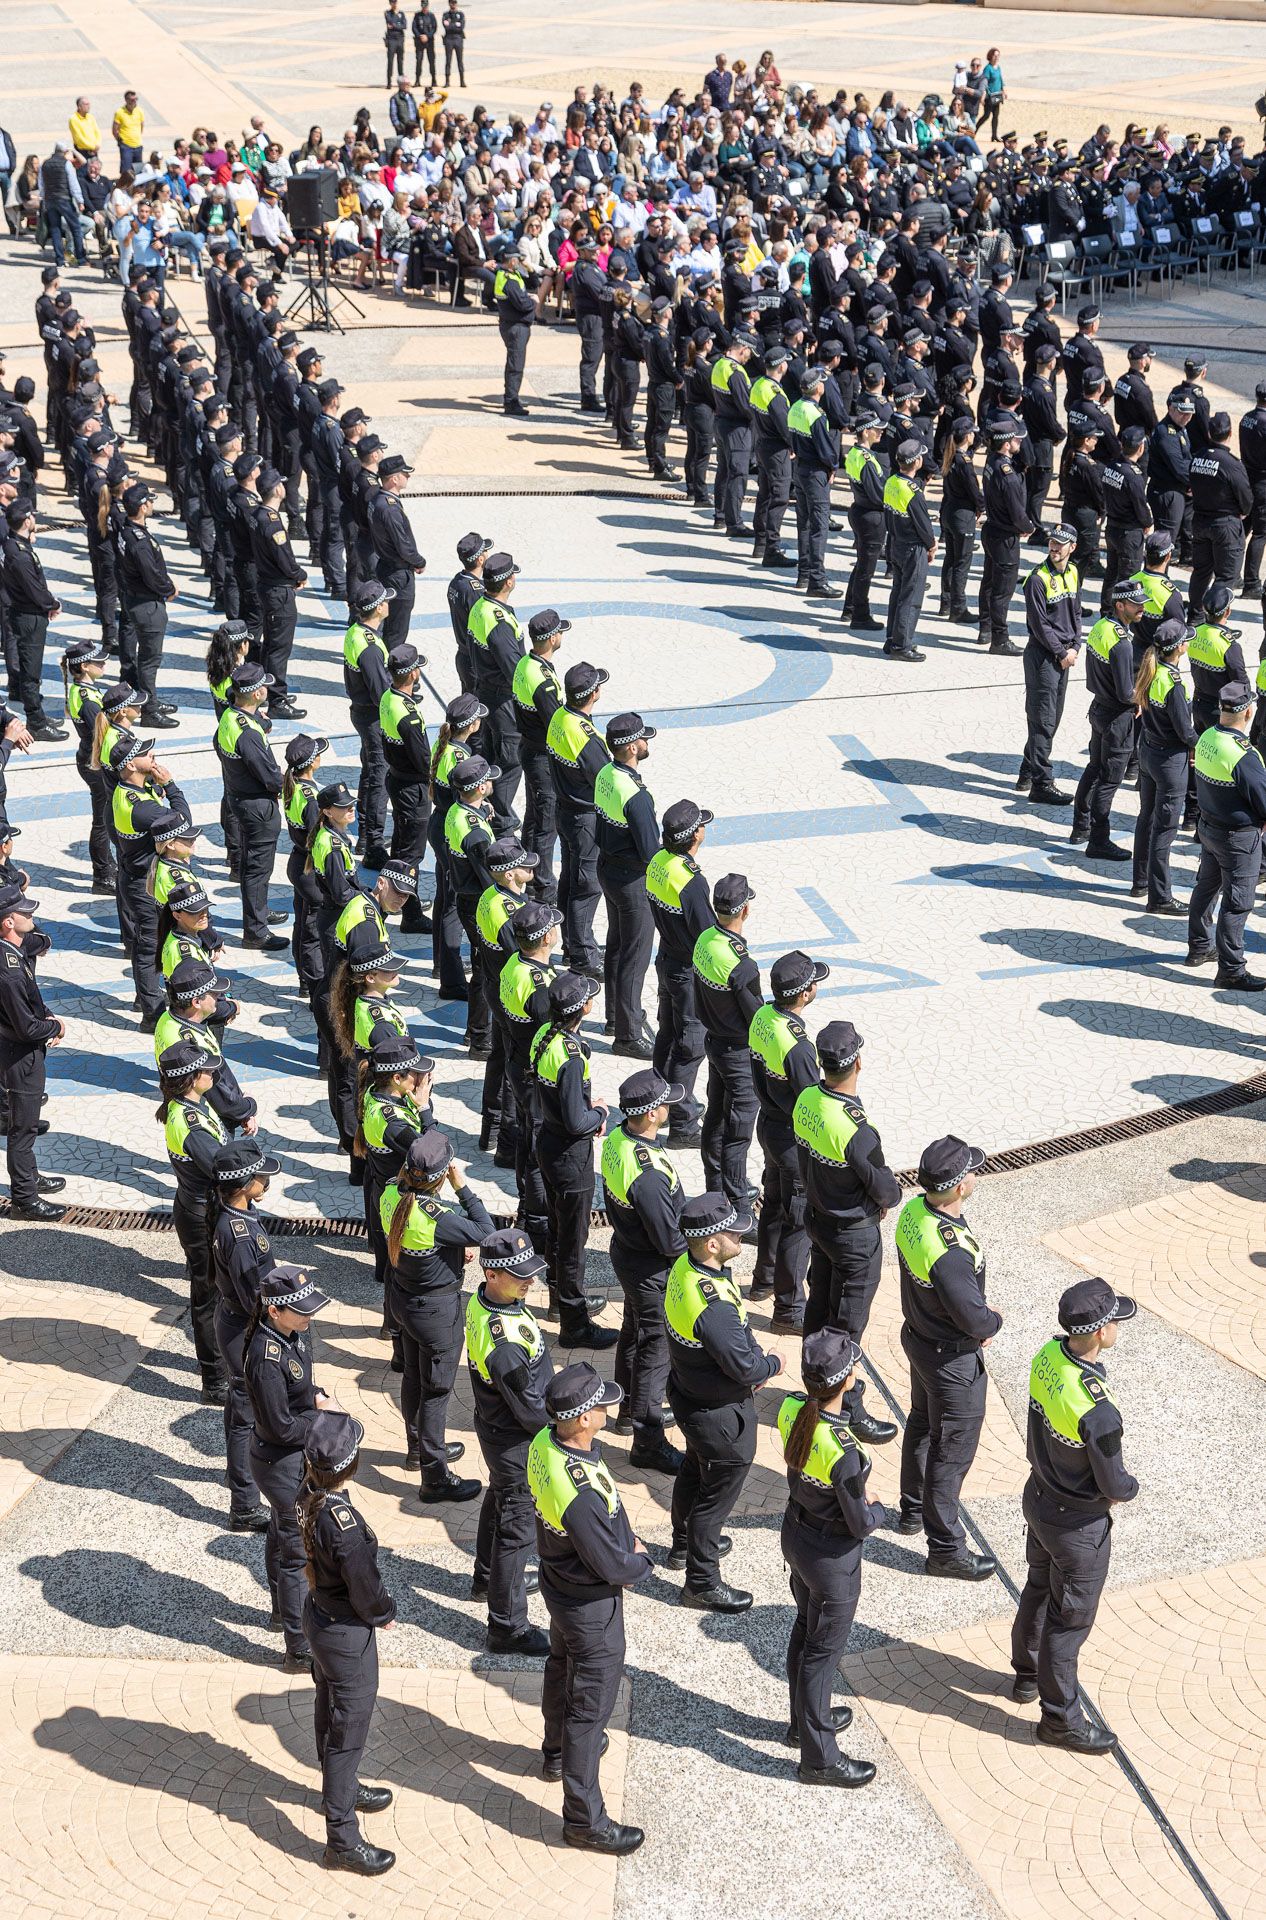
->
[496, 247, 536, 420]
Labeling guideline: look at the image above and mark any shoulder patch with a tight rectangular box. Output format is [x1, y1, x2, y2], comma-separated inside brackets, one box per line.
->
[567, 1459, 588, 1486]
[699, 1278, 717, 1301]
[1084, 1374, 1105, 1401]
[488, 1314, 504, 1339]
[632, 1142, 651, 1167]
[332, 1504, 357, 1532]
[273, 529, 287, 544]
[231, 1218, 248, 1237]
[258, 1233, 269, 1253]
[264, 1338, 282, 1360]
[937, 1222, 958, 1249]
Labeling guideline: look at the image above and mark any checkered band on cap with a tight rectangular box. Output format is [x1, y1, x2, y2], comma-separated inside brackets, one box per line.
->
[682, 1203, 739, 1238]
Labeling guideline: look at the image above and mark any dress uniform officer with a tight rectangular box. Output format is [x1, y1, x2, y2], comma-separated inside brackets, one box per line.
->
[601, 1068, 687, 1475]
[1147, 392, 1195, 550]
[749, 951, 828, 1331]
[1113, 343, 1157, 441]
[511, 608, 565, 899]
[643, 297, 682, 483]
[977, 427, 1028, 656]
[467, 1227, 555, 1640]
[447, 530, 491, 692]
[883, 440, 937, 662]
[156, 1038, 231, 1395]
[936, 417, 983, 626]
[750, 343, 794, 566]
[296, 1409, 396, 1877]
[710, 331, 757, 537]
[444, 753, 498, 1056]
[528, 1361, 651, 1855]
[1070, 580, 1145, 862]
[208, 1138, 280, 1531]
[383, 0, 407, 86]
[894, 1137, 1000, 1579]
[1071, 371, 1121, 465]
[595, 711, 658, 1058]
[1099, 427, 1152, 612]
[495, 247, 536, 419]
[1239, 381, 1266, 596]
[343, 580, 394, 868]
[1019, 527, 1081, 806]
[1010, 1278, 1137, 1753]
[841, 413, 886, 630]
[0, 884, 64, 1220]
[683, 327, 717, 511]
[466, 551, 525, 833]
[216, 661, 286, 950]
[379, 642, 432, 934]
[646, 799, 713, 1147]
[547, 660, 610, 977]
[1188, 412, 1253, 618]
[114, 483, 176, 728]
[777, 1328, 881, 1790]
[1, 502, 65, 742]
[665, 1191, 783, 1611]
[1132, 620, 1194, 913]
[693, 872, 762, 1209]
[1060, 305, 1105, 409]
[571, 237, 607, 414]
[250, 467, 307, 717]
[381, 1129, 492, 1506]
[228, 453, 264, 642]
[1021, 345, 1064, 540]
[1187, 680, 1266, 988]
[793, 1020, 899, 1443]
[441, 3, 466, 84]
[788, 367, 839, 597]
[311, 380, 349, 598]
[283, 734, 329, 995]
[528, 970, 617, 1349]
[369, 455, 426, 646]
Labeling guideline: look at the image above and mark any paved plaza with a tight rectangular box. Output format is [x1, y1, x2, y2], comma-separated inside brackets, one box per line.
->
[1, 6, 1266, 1917]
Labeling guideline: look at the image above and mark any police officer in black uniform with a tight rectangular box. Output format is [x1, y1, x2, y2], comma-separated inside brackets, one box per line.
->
[977, 427, 1028, 656]
[296, 1408, 397, 1876]
[441, 2, 466, 84]
[208, 1137, 280, 1532]
[693, 871, 762, 1210]
[751, 342, 794, 566]
[1146, 390, 1194, 550]
[217, 661, 286, 949]
[595, 710, 657, 1058]
[380, 641, 431, 934]
[749, 951, 827, 1332]
[1188, 411, 1252, 618]
[1060, 303, 1105, 409]
[512, 608, 564, 900]
[1071, 579, 1145, 861]
[447, 530, 491, 692]
[0, 883, 63, 1219]
[369, 455, 426, 645]
[114, 481, 177, 728]
[1100, 426, 1152, 611]
[571, 237, 606, 414]
[496, 246, 536, 419]
[1239, 379, 1266, 596]
[1019, 525, 1082, 806]
[250, 466, 307, 715]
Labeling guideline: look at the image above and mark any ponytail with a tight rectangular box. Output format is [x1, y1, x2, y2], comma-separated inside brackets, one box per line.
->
[352, 1058, 379, 1159]
[385, 1187, 415, 1268]
[784, 1390, 824, 1477]
[428, 721, 453, 803]
[96, 482, 111, 541]
[90, 706, 110, 771]
[1133, 643, 1161, 710]
[329, 956, 357, 1060]
[529, 1016, 565, 1077]
[296, 1458, 360, 1587]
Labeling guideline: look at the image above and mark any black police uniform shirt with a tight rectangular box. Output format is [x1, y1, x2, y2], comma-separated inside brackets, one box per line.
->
[898, 1202, 1003, 1349]
[1023, 563, 1082, 659]
[448, 565, 484, 668]
[251, 503, 305, 587]
[1239, 406, 1266, 485]
[1197, 727, 1266, 830]
[1026, 1340, 1138, 1516]
[1068, 396, 1120, 466]
[604, 1124, 686, 1276]
[782, 1398, 881, 1539]
[1060, 332, 1105, 406]
[1189, 444, 1253, 520]
[1101, 459, 1149, 529]
[533, 1436, 652, 1601]
[1021, 309, 1061, 378]
[0, 936, 57, 1064]
[442, 6, 465, 41]
[468, 1284, 556, 1451]
[390, 1184, 493, 1293]
[667, 1255, 781, 1407]
[245, 1322, 318, 1458]
[1022, 376, 1064, 453]
[213, 1203, 277, 1315]
[797, 1089, 902, 1227]
[1148, 418, 1191, 494]
[983, 456, 1031, 536]
[1, 534, 57, 617]
[1113, 370, 1157, 437]
[1175, 380, 1211, 452]
[942, 450, 983, 517]
[221, 710, 283, 801]
[750, 1010, 819, 1124]
[308, 1494, 397, 1627]
[370, 491, 425, 574]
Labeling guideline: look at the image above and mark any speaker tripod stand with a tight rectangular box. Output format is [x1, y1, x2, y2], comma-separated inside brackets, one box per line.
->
[283, 238, 365, 333]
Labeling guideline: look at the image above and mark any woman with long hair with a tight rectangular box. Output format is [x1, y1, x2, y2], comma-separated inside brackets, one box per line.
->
[297, 1409, 396, 1876]
[282, 732, 328, 996]
[683, 325, 717, 513]
[244, 1263, 335, 1673]
[157, 1038, 229, 1400]
[1132, 621, 1195, 912]
[381, 1130, 491, 1500]
[428, 691, 485, 1000]
[306, 780, 360, 1150]
[330, 936, 407, 1064]
[61, 637, 114, 892]
[528, 971, 610, 1345]
[356, 1034, 433, 1330]
[777, 1328, 881, 1790]
[938, 417, 983, 624]
[207, 1136, 282, 1530]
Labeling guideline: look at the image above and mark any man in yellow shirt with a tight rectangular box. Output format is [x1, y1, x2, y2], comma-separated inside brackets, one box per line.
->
[68, 98, 101, 158]
[112, 91, 145, 170]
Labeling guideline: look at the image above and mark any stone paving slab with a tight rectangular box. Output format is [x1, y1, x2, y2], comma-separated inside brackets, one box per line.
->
[0, 1655, 628, 1918]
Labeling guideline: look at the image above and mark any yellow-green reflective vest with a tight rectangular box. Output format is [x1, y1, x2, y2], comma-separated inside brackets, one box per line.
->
[845, 444, 880, 484]
[527, 1425, 619, 1534]
[883, 474, 916, 514]
[546, 705, 604, 768]
[530, 1024, 590, 1086]
[334, 892, 386, 951]
[776, 1392, 869, 1486]
[112, 778, 163, 839]
[433, 740, 469, 787]
[343, 619, 388, 677]
[512, 651, 560, 715]
[645, 848, 694, 912]
[665, 1253, 747, 1348]
[465, 1290, 544, 1382]
[311, 822, 356, 885]
[1035, 561, 1080, 604]
[285, 777, 316, 832]
[467, 596, 522, 652]
[494, 267, 524, 302]
[379, 1181, 458, 1252]
[354, 993, 407, 1054]
[1187, 622, 1232, 671]
[711, 355, 737, 394]
[600, 1123, 679, 1210]
[164, 1098, 226, 1161]
[788, 398, 823, 438]
[379, 686, 425, 746]
[894, 1194, 982, 1289]
[792, 1084, 859, 1166]
[1085, 616, 1126, 663]
[1194, 724, 1259, 788]
[215, 707, 267, 760]
[153, 1010, 222, 1065]
[152, 855, 196, 908]
[748, 1003, 808, 1080]
[161, 930, 204, 979]
[445, 799, 492, 858]
[593, 762, 640, 828]
[476, 883, 521, 949]
[1147, 662, 1186, 709]
[1029, 1336, 1119, 1448]
[362, 1088, 422, 1151]
[1130, 568, 1171, 619]
[693, 924, 743, 989]
[500, 953, 553, 1023]
[750, 375, 781, 414]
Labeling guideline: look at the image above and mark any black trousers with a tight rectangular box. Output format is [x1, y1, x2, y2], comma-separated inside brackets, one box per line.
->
[79, 763, 114, 882]
[172, 1191, 222, 1383]
[252, 1446, 308, 1654]
[1069, 504, 1102, 578]
[793, 469, 830, 584]
[387, 776, 429, 866]
[236, 794, 281, 942]
[577, 313, 603, 402]
[1188, 818, 1262, 974]
[385, 35, 404, 82]
[443, 42, 466, 84]
[127, 886, 164, 1015]
[886, 540, 930, 653]
[508, 1056, 549, 1247]
[557, 806, 601, 971]
[1100, 523, 1145, 611]
[938, 506, 976, 615]
[10, 610, 50, 723]
[456, 895, 489, 1045]
[977, 530, 1020, 645]
[520, 743, 558, 899]
[715, 420, 752, 532]
[611, 1256, 670, 1447]
[1, 1046, 45, 1207]
[804, 1214, 882, 1343]
[213, 1300, 255, 1512]
[753, 444, 791, 551]
[753, 1115, 807, 1312]
[1147, 486, 1185, 550]
[668, 1392, 757, 1591]
[540, 1584, 624, 1835]
[427, 813, 467, 995]
[537, 1129, 594, 1330]
[612, 357, 639, 444]
[1132, 743, 1186, 905]
[413, 35, 436, 83]
[127, 596, 168, 711]
[501, 320, 530, 407]
[390, 1280, 464, 1480]
[380, 567, 415, 647]
[473, 1439, 535, 1632]
[1020, 644, 1070, 789]
[781, 1510, 862, 1769]
[481, 699, 522, 833]
[1072, 709, 1133, 848]
[350, 705, 388, 854]
[701, 1040, 758, 1206]
[598, 861, 652, 1045]
[1026, 453, 1054, 535]
[845, 506, 885, 618]
[318, 480, 346, 592]
[260, 581, 297, 701]
[644, 379, 676, 474]
[683, 402, 714, 503]
[898, 1330, 987, 1556]
[1011, 1479, 1111, 1728]
[652, 950, 705, 1131]
[1189, 514, 1245, 617]
[306, 1603, 379, 1850]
